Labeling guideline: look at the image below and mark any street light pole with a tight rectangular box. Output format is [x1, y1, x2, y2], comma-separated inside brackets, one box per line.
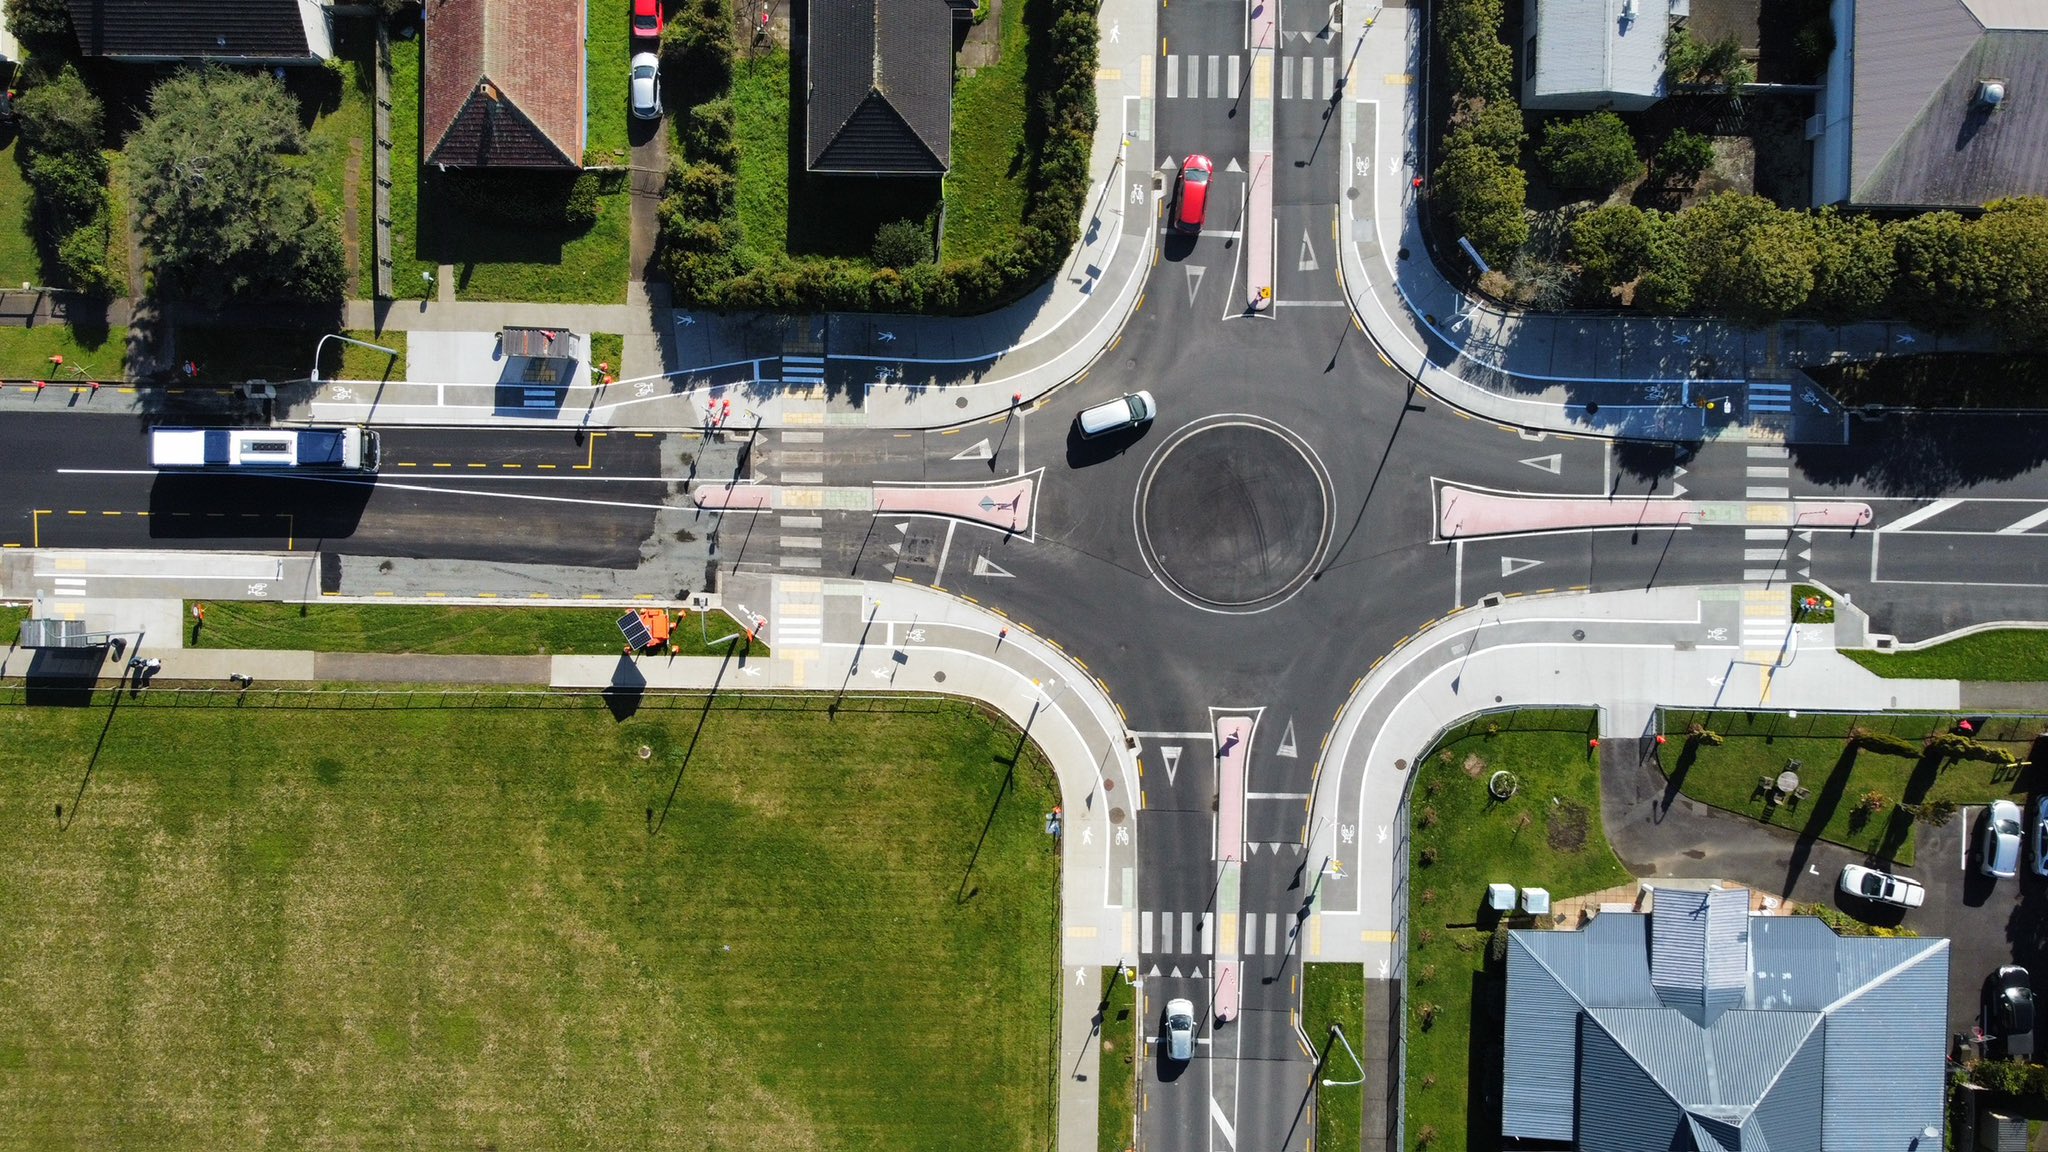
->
[1322, 1023, 1366, 1087]
[310, 333, 399, 384]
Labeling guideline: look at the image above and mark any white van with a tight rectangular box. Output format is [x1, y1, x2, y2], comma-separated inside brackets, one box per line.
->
[1075, 391, 1157, 438]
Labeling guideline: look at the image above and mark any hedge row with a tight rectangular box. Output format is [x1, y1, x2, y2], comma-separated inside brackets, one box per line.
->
[12, 65, 120, 296]
[657, 0, 1097, 314]
[1431, 0, 1528, 267]
[1571, 195, 2048, 344]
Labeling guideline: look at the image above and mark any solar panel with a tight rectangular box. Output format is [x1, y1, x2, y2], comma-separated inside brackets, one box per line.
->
[616, 611, 652, 649]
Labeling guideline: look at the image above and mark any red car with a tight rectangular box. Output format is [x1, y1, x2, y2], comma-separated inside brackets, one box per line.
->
[633, 0, 664, 39]
[1175, 154, 1213, 233]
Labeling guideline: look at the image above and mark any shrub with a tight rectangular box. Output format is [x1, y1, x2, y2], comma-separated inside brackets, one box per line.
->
[1684, 721, 1724, 746]
[1851, 729, 1921, 758]
[1906, 800, 1959, 827]
[1488, 923, 1509, 962]
[1419, 805, 1439, 829]
[1653, 129, 1715, 185]
[1666, 27, 1753, 90]
[26, 152, 108, 232]
[1856, 789, 1889, 813]
[661, 0, 735, 102]
[1443, 98, 1524, 166]
[1537, 112, 1639, 191]
[1419, 845, 1438, 866]
[55, 220, 118, 298]
[3, 0, 73, 48]
[14, 66, 105, 157]
[1975, 1057, 2034, 1096]
[1926, 731, 2020, 767]
[681, 98, 738, 167]
[1416, 1123, 1440, 1148]
[872, 219, 932, 269]
[1416, 1001, 1439, 1029]
[1435, 145, 1529, 266]
[1572, 203, 1654, 296]
[1810, 208, 1895, 318]
[672, 160, 735, 221]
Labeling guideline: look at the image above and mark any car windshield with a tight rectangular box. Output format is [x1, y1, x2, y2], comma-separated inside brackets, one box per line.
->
[634, 65, 656, 80]
[2012, 991, 2035, 1033]
[1858, 873, 1886, 897]
[1185, 168, 1209, 185]
[1999, 817, 2022, 836]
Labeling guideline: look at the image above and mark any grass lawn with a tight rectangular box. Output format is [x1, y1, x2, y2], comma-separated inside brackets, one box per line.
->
[0, 323, 125, 381]
[174, 327, 402, 385]
[1304, 964, 1366, 1152]
[1847, 629, 2048, 681]
[1406, 710, 1632, 1152]
[336, 330, 406, 381]
[0, 141, 37, 287]
[589, 332, 623, 378]
[386, 33, 435, 299]
[101, 152, 132, 298]
[292, 18, 376, 298]
[1791, 583, 1834, 624]
[1097, 967, 1136, 1152]
[730, 51, 792, 263]
[0, 605, 27, 642]
[943, 0, 1031, 262]
[1660, 710, 2036, 865]
[188, 601, 768, 659]
[0, 694, 1058, 1149]
[585, 0, 631, 165]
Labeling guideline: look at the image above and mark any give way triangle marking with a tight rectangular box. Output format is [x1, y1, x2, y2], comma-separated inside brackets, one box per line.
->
[971, 554, 1014, 578]
[1277, 717, 1298, 758]
[1298, 228, 1319, 272]
[1519, 453, 1561, 474]
[951, 438, 994, 461]
[1501, 556, 1543, 577]
[1186, 265, 1206, 306]
[1160, 745, 1183, 786]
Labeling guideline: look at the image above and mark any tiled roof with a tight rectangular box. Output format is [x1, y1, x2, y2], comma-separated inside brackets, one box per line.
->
[806, 0, 954, 174]
[68, 0, 324, 61]
[424, 0, 585, 170]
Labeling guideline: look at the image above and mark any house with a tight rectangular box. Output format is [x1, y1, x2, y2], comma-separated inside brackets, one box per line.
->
[1811, 0, 2048, 208]
[805, 0, 968, 176]
[1503, 884, 1950, 1150]
[423, 0, 585, 171]
[1521, 0, 1672, 111]
[66, 0, 332, 65]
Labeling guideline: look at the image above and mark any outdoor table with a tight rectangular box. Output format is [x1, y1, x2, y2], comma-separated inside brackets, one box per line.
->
[1777, 769, 1800, 795]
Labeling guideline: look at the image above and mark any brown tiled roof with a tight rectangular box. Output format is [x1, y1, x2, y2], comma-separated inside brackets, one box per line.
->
[423, 0, 585, 170]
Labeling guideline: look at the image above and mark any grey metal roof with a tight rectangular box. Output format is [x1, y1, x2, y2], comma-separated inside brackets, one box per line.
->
[1502, 889, 1951, 1151]
[806, 0, 954, 174]
[1525, 0, 1671, 108]
[1847, 0, 2048, 206]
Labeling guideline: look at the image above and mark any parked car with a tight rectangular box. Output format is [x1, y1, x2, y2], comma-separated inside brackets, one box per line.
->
[1174, 154, 1213, 233]
[1164, 997, 1195, 1062]
[1838, 864, 1926, 908]
[1991, 966, 2036, 1060]
[629, 52, 662, 120]
[2033, 796, 2048, 877]
[1983, 799, 2022, 878]
[1075, 391, 1156, 439]
[632, 0, 664, 38]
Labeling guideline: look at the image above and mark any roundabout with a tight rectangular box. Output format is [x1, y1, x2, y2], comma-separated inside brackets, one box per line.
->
[1132, 415, 1334, 613]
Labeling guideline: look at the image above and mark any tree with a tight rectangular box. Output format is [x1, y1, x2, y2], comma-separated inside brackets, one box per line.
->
[1433, 144, 1528, 266]
[1731, 211, 1818, 320]
[13, 66, 105, 159]
[1973, 197, 2048, 347]
[1537, 111, 1639, 191]
[126, 69, 344, 304]
[661, 0, 735, 104]
[1440, 0, 1513, 103]
[1809, 208, 1894, 318]
[2, 0, 72, 46]
[1665, 27, 1755, 91]
[1633, 214, 1697, 312]
[1888, 210, 1983, 331]
[1652, 129, 1715, 186]
[1443, 97, 1524, 165]
[872, 219, 931, 269]
[1667, 193, 1778, 313]
[1570, 203, 1654, 298]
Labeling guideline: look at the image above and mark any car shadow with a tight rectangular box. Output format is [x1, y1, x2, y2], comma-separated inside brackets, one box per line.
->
[1065, 422, 1152, 468]
[1160, 229, 1198, 262]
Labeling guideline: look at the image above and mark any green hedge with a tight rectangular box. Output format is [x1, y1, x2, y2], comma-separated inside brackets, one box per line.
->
[658, 0, 1096, 314]
[11, 65, 119, 296]
[1430, 0, 1528, 266]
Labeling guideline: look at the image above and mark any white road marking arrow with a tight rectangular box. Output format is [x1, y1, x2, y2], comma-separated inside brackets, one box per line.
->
[1277, 717, 1298, 758]
[1501, 556, 1543, 577]
[971, 555, 1014, 578]
[1519, 453, 1561, 474]
[1161, 745, 1183, 785]
[1186, 264, 1206, 306]
[950, 438, 994, 461]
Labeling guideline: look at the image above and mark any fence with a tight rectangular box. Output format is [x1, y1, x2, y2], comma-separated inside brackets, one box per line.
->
[0, 683, 979, 717]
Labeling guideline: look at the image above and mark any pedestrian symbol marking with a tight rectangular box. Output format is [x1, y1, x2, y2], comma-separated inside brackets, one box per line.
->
[1161, 745, 1183, 785]
[1519, 453, 1561, 474]
[1500, 556, 1543, 577]
[951, 437, 994, 461]
[1276, 718, 1298, 758]
[971, 554, 1014, 578]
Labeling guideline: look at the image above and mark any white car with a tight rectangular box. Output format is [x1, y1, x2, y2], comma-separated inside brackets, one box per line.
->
[1164, 997, 1195, 1062]
[1838, 864, 1925, 908]
[629, 52, 662, 120]
[2033, 796, 2048, 877]
[1075, 391, 1156, 439]
[1984, 799, 2022, 879]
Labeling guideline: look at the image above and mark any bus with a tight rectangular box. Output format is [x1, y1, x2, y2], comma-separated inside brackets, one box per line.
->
[149, 426, 381, 473]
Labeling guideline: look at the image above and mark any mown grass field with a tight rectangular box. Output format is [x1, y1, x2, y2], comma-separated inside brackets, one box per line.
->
[1097, 967, 1136, 1152]
[188, 601, 764, 658]
[1405, 710, 1631, 1152]
[0, 694, 1057, 1149]
[1846, 629, 2048, 682]
[1304, 964, 1366, 1152]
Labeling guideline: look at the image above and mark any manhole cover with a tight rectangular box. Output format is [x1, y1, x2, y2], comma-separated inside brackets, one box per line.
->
[1103, 778, 1115, 791]
[1137, 421, 1332, 609]
[1109, 807, 1126, 824]
[956, 396, 968, 407]
[933, 670, 946, 682]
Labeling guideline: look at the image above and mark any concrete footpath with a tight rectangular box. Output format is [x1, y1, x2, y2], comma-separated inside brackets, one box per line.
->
[5, 571, 1141, 1152]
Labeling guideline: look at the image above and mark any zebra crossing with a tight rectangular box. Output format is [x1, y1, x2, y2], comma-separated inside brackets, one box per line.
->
[1746, 379, 1793, 414]
[781, 355, 826, 389]
[1158, 51, 1339, 101]
[1740, 586, 1792, 663]
[1138, 910, 1300, 960]
[768, 431, 827, 570]
[1741, 446, 1808, 584]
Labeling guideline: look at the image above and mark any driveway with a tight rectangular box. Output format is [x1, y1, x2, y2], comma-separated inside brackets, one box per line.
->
[1600, 737, 2034, 1039]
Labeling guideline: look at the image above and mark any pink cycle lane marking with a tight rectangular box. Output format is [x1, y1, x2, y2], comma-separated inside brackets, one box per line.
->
[1437, 485, 1873, 538]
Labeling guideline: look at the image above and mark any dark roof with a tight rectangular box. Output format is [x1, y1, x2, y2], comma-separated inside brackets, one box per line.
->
[806, 0, 954, 175]
[424, 0, 585, 170]
[1503, 886, 1951, 1151]
[67, 0, 325, 62]
[1848, 0, 2048, 207]
[501, 327, 571, 357]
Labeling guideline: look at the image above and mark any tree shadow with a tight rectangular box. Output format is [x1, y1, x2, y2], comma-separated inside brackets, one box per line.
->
[956, 702, 1032, 902]
[1783, 743, 1858, 894]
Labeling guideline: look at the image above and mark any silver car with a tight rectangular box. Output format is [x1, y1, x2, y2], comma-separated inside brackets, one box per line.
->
[630, 52, 662, 120]
[2033, 796, 2048, 877]
[1839, 864, 1925, 908]
[1983, 799, 2022, 878]
[1164, 997, 1195, 1062]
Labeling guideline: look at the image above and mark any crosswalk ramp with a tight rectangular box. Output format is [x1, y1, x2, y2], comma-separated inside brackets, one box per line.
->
[781, 355, 825, 388]
[1159, 51, 1339, 100]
